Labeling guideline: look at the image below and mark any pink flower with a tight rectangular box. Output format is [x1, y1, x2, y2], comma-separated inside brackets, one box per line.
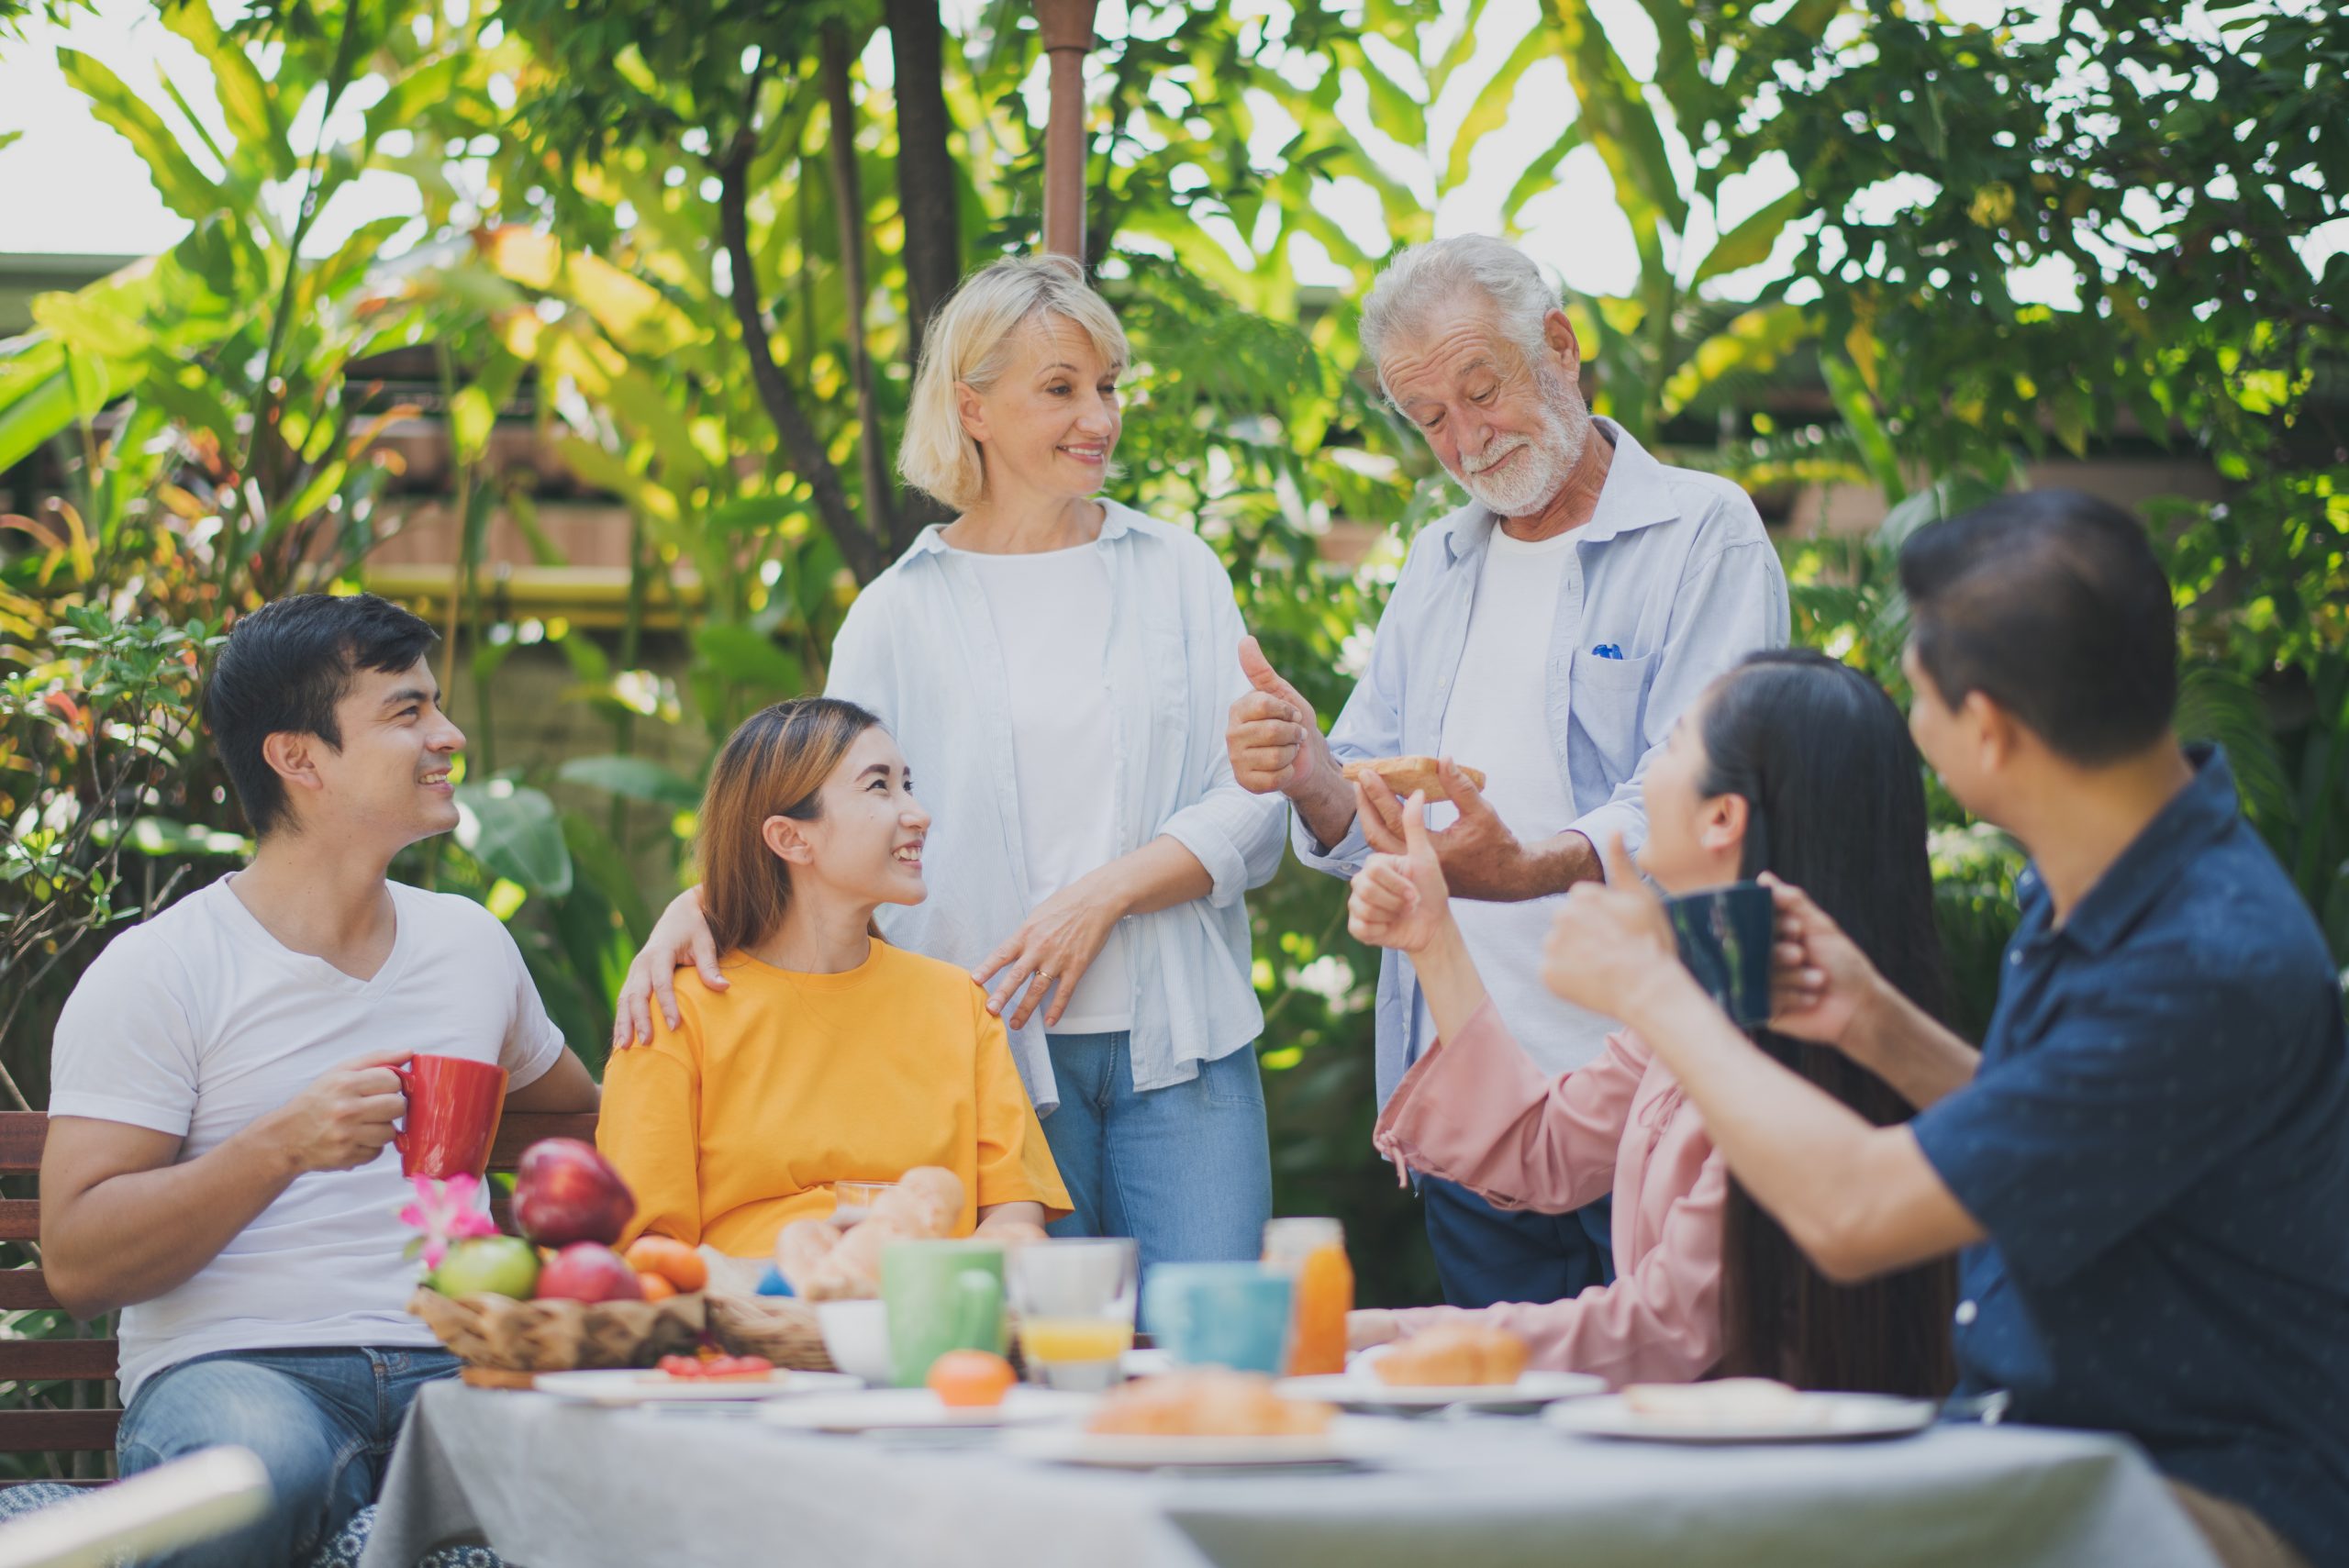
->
[396, 1173, 501, 1270]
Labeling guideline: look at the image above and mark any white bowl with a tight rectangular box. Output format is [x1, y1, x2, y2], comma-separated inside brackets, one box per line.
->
[816, 1299, 893, 1385]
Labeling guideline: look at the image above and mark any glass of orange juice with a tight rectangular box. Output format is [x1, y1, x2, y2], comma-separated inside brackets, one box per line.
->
[1008, 1239, 1138, 1392]
[1263, 1218, 1353, 1376]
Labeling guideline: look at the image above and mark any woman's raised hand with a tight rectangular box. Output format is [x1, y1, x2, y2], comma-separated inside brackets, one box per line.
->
[972, 874, 1126, 1033]
[612, 886, 729, 1051]
[1347, 790, 1451, 953]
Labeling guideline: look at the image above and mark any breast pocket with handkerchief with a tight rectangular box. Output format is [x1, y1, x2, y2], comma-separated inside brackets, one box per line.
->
[1567, 645, 1660, 791]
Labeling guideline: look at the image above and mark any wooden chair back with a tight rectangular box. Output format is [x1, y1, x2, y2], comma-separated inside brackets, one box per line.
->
[0, 1109, 600, 1472]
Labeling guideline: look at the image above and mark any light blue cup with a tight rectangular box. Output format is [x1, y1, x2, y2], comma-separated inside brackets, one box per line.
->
[1141, 1262, 1293, 1374]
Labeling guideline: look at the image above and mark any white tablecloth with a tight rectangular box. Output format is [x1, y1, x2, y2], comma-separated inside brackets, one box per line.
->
[360, 1383, 2220, 1568]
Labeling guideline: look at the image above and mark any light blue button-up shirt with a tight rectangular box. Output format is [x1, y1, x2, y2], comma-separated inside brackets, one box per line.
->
[826, 502, 1287, 1117]
[1295, 420, 1790, 1107]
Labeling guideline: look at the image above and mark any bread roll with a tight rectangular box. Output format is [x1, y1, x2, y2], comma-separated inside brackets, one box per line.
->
[1370, 1324, 1529, 1386]
[774, 1167, 969, 1299]
[1620, 1377, 1808, 1425]
[1341, 756, 1487, 803]
[1086, 1369, 1333, 1437]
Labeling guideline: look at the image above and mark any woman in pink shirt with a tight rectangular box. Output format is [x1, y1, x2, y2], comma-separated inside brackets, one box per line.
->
[1347, 651, 1954, 1395]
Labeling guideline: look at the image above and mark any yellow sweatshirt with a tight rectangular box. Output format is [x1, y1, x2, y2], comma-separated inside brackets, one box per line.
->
[598, 939, 1070, 1256]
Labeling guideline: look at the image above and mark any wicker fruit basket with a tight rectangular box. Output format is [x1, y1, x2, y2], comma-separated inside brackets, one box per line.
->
[408, 1287, 707, 1373]
[703, 1295, 837, 1372]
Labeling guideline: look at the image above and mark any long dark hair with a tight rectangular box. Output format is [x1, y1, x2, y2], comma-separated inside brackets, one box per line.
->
[1694, 650, 1957, 1397]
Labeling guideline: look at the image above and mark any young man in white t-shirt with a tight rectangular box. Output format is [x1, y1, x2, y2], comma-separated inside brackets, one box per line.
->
[42, 593, 599, 1568]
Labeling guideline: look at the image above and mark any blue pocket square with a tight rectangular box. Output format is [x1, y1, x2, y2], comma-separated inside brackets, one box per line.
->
[1592, 643, 1624, 660]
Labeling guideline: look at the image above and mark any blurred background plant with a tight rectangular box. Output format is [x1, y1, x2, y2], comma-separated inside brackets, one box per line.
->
[0, 0, 2341, 1373]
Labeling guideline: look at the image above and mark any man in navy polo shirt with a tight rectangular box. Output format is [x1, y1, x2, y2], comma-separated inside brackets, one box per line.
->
[1531, 490, 2345, 1568]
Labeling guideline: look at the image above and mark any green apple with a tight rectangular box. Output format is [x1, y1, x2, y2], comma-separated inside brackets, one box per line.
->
[430, 1236, 542, 1299]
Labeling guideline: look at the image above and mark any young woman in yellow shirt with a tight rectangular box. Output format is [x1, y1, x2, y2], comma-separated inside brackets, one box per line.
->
[597, 697, 1070, 1258]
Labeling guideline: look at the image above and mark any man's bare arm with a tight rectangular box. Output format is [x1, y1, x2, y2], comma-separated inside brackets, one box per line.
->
[504, 1050, 601, 1113]
[39, 1048, 411, 1319]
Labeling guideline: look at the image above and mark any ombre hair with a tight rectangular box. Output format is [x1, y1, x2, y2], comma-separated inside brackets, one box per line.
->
[696, 696, 886, 956]
[896, 255, 1130, 511]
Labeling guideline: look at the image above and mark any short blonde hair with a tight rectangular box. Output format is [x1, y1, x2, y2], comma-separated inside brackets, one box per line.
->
[897, 255, 1130, 511]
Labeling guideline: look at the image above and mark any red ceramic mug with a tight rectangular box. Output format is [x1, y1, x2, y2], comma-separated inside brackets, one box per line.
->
[394, 1054, 508, 1180]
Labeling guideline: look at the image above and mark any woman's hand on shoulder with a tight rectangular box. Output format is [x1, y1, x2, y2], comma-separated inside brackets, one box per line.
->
[612, 886, 727, 1051]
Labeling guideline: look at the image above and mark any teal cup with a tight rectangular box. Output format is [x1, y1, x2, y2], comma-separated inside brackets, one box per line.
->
[1141, 1262, 1293, 1374]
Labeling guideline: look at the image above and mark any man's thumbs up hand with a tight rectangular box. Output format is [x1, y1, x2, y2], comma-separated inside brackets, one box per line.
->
[1238, 636, 1310, 713]
[1227, 635, 1326, 796]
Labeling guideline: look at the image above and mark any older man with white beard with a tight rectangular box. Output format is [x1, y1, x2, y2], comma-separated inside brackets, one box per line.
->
[1228, 236, 1788, 1310]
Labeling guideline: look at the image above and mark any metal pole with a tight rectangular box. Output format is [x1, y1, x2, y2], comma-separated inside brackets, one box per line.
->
[1035, 0, 1098, 262]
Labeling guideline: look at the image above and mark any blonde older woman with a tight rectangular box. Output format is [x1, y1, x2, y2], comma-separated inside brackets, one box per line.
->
[614, 257, 1285, 1268]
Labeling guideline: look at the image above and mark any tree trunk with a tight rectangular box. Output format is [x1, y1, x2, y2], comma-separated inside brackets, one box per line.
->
[820, 22, 900, 550]
[715, 135, 883, 584]
[885, 0, 960, 370]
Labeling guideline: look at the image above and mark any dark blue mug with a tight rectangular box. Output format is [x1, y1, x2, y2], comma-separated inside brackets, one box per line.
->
[1663, 882, 1775, 1028]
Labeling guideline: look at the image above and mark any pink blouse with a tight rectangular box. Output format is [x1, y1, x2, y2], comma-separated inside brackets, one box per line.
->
[1372, 997, 1727, 1388]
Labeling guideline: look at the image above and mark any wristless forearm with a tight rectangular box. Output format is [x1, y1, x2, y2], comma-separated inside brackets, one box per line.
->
[1843, 986, 1980, 1109]
[48, 1129, 301, 1315]
[1293, 771, 1359, 855]
[1519, 830, 1603, 900]
[1411, 917, 1488, 1044]
[1097, 836, 1212, 918]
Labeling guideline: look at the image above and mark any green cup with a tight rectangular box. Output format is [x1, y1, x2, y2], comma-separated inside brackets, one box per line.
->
[881, 1240, 1007, 1388]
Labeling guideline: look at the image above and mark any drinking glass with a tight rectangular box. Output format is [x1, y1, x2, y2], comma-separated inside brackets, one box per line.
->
[830, 1180, 897, 1227]
[1008, 1238, 1138, 1392]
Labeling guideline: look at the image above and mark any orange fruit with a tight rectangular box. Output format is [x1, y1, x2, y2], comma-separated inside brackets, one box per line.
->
[926, 1350, 1016, 1407]
[623, 1236, 708, 1294]
[636, 1273, 677, 1302]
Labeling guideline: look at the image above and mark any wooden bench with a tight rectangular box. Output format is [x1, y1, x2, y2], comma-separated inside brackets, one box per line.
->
[0, 1110, 601, 1478]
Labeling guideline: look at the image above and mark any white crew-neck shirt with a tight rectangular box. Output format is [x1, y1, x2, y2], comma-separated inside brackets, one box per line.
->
[962, 543, 1132, 1034]
[1422, 526, 1620, 1074]
[49, 877, 566, 1401]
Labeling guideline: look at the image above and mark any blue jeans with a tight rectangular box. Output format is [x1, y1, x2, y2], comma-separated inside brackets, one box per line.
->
[1041, 1032, 1273, 1272]
[118, 1346, 461, 1568]
[1422, 1177, 1616, 1309]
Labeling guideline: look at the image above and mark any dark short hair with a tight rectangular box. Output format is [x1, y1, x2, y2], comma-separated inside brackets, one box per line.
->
[204, 594, 440, 836]
[1898, 489, 2176, 764]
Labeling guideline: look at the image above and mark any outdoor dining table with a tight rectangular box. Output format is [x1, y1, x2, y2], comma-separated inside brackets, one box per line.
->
[357, 1381, 2222, 1568]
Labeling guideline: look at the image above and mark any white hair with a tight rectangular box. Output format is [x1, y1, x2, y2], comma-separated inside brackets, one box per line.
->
[897, 254, 1130, 511]
[1358, 236, 1559, 396]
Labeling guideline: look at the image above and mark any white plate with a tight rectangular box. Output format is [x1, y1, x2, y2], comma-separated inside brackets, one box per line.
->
[1119, 1348, 1174, 1380]
[1279, 1369, 1606, 1410]
[531, 1367, 863, 1405]
[1543, 1391, 1937, 1444]
[1007, 1417, 1406, 1469]
[759, 1387, 1094, 1432]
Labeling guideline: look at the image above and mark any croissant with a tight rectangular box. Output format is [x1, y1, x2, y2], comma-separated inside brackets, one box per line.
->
[774, 1167, 970, 1300]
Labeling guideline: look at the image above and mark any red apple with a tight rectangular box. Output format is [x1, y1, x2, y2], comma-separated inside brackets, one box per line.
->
[534, 1241, 644, 1304]
[513, 1138, 636, 1247]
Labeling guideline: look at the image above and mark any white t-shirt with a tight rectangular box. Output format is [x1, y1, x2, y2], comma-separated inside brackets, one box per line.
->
[1422, 528, 1621, 1075]
[963, 545, 1132, 1034]
[49, 877, 566, 1401]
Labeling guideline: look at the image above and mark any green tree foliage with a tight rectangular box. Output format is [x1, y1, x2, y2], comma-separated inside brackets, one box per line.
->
[1713, 0, 2348, 961]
